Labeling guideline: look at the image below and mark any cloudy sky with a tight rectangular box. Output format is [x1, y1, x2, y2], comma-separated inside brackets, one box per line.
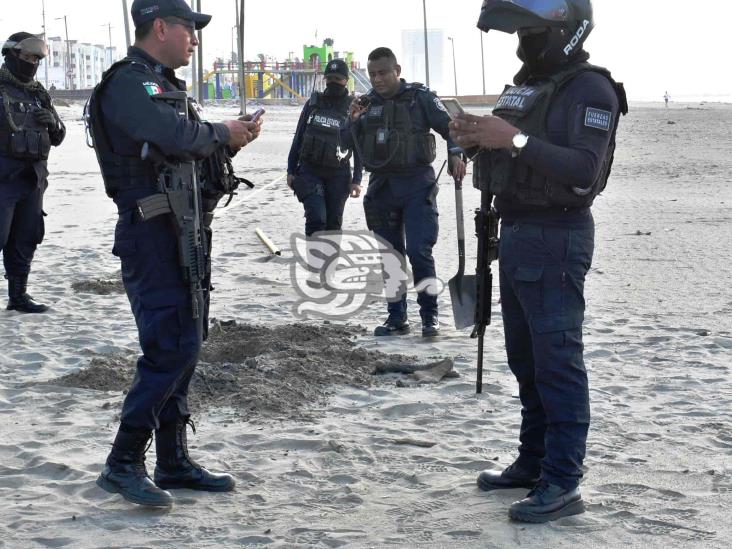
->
[1, 0, 728, 101]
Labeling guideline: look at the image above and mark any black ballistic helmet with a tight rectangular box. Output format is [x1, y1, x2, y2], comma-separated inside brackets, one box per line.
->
[478, 0, 594, 58]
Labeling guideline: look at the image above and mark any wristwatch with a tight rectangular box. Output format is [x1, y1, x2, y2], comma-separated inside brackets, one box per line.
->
[511, 132, 529, 157]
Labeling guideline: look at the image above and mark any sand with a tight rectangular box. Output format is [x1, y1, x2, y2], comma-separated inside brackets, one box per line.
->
[0, 100, 730, 548]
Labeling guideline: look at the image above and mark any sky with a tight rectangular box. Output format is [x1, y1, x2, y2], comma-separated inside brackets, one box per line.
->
[1, 0, 729, 101]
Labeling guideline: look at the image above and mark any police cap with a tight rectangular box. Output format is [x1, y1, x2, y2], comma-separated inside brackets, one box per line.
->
[324, 59, 349, 79]
[131, 0, 212, 30]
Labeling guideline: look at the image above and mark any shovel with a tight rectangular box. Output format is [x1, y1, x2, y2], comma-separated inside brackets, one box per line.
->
[449, 176, 477, 329]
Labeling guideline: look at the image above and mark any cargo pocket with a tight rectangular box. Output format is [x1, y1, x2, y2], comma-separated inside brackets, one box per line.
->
[513, 265, 544, 312]
[36, 210, 47, 244]
[138, 292, 184, 353]
[292, 176, 320, 203]
[530, 310, 584, 351]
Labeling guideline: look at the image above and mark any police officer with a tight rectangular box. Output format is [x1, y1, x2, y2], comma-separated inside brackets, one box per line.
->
[287, 58, 362, 236]
[348, 47, 465, 338]
[450, 0, 626, 523]
[0, 33, 65, 313]
[88, 0, 260, 508]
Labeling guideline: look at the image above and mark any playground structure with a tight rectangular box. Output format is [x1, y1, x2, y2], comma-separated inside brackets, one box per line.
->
[203, 39, 371, 101]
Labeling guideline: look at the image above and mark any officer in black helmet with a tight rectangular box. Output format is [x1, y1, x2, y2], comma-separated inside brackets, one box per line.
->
[287, 58, 363, 236]
[0, 32, 65, 313]
[88, 0, 261, 508]
[450, 0, 627, 522]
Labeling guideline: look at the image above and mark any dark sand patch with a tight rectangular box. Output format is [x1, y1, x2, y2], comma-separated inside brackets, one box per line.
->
[51, 321, 455, 420]
[71, 278, 125, 295]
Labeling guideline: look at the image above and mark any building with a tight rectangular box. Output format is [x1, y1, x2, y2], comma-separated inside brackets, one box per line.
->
[401, 29, 446, 94]
[39, 36, 117, 90]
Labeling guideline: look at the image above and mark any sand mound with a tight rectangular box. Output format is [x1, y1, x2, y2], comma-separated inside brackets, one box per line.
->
[51, 321, 455, 420]
[71, 277, 125, 295]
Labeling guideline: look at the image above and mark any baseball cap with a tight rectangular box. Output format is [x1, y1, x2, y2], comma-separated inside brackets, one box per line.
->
[324, 59, 349, 79]
[131, 0, 212, 30]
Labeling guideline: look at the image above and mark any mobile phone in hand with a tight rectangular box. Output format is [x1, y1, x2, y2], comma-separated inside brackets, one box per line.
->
[440, 97, 464, 120]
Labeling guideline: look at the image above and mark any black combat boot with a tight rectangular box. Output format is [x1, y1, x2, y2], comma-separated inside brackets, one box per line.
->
[420, 313, 440, 338]
[477, 459, 541, 492]
[373, 314, 410, 337]
[508, 480, 584, 523]
[97, 427, 173, 508]
[6, 275, 48, 313]
[154, 418, 235, 492]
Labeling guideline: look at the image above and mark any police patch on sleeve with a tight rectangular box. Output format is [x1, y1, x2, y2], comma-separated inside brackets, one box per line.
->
[143, 81, 163, 96]
[584, 107, 612, 131]
[434, 97, 447, 112]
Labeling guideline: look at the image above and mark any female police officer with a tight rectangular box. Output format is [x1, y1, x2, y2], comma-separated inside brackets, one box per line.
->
[450, 0, 627, 522]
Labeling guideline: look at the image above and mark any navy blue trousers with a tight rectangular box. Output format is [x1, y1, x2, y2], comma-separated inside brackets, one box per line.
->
[0, 164, 45, 276]
[113, 209, 206, 431]
[498, 215, 594, 490]
[363, 181, 439, 319]
[292, 164, 351, 237]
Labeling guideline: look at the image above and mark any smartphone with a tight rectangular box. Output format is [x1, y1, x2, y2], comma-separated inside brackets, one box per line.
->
[440, 97, 464, 120]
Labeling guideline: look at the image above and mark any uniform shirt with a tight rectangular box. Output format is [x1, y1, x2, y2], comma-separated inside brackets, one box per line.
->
[97, 47, 230, 207]
[345, 80, 461, 197]
[287, 91, 363, 184]
[498, 70, 620, 224]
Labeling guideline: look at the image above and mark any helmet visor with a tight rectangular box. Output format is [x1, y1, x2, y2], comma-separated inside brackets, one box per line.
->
[478, 0, 570, 33]
[4, 36, 49, 59]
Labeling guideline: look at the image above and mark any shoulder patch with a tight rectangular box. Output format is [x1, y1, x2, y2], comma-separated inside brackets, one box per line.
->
[584, 107, 613, 131]
[143, 81, 164, 96]
[433, 97, 447, 112]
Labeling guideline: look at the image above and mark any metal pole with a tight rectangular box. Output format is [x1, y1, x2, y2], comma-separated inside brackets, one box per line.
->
[422, 0, 430, 87]
[42, 0, 48, 87]
[122, 0, 131, 49]
[238, 0, 247, 115]
[190, 0, 198, 100]
[480, 31, 486, 96]
[449, 36, 457, 96]
[196, 0, 204, 101]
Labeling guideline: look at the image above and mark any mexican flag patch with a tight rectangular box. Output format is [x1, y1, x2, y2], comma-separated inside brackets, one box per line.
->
[143, 81, 163, 96]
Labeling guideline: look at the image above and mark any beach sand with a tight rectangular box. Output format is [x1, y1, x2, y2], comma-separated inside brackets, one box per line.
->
[0, 101, 730, 548]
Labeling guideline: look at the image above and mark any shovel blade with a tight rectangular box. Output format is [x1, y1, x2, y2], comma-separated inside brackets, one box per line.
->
[449, 274, 477, 330]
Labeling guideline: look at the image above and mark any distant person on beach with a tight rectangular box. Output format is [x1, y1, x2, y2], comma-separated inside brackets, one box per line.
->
[0, 32, 65, 313]
[451, 0, 627, 522]
[87, 0, 262, 509]
[287, 58, 363, 236]
[346, 47, 466, 338]
[664, 91, 670, 107]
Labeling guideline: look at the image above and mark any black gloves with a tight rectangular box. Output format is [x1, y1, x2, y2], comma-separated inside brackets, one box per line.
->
[33, 108, 57, 130]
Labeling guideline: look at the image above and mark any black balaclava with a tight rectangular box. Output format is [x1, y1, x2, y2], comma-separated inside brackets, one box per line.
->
[515, 26, 588, 83]
[324, 81, 347, 97]
[4, 51, 39, 82]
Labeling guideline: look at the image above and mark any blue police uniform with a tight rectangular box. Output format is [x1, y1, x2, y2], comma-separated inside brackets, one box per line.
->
[347, 80, 460, 327]
[288, 90, 362, 236]
[0, 73, 65, 307]
[489, 68, 625, 490]
[90, 47, 230, 432]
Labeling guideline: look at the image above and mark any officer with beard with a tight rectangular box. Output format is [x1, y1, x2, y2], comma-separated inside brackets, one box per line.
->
[450, 0, 627, 522]
[347, 47, 466, 338]
[88, 0, 260, 508]
[287, 59, 363, 236]
[0, 33, 65, 313]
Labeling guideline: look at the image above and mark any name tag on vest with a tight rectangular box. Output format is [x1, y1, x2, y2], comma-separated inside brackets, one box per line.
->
[584, 107, 612, 131]
[494, 86, 544, 113]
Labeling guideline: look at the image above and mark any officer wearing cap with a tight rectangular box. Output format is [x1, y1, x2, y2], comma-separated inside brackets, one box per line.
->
[450, 0, 627, 523]
[88, 0, 261, 508]
[346, 47, 466, 338]
[0, 32, 65, 313]
[287, 58, 362, 237]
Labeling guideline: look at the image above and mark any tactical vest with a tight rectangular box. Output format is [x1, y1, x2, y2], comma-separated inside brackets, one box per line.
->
[358, 85, 436, 172]
[0, 83, 52, 161]
[299, 91, 352, 169]
[87, 57, 163, 197]
[474, 63, 627, 209]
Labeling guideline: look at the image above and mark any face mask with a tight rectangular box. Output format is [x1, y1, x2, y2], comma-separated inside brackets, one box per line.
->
[517, 30, 550, 76]
[324, 81, 346, 96]
[4, 52, 39, 82]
